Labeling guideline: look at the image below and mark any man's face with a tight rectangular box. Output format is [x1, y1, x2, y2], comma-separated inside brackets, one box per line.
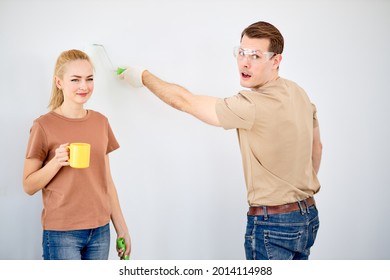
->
[237, 35, 281, 89]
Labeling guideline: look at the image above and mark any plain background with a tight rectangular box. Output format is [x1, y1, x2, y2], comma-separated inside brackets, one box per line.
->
[0, 0, 389, 260]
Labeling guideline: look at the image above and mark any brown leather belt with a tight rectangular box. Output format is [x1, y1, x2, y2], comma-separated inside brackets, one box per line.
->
[248, 197, 315, 216]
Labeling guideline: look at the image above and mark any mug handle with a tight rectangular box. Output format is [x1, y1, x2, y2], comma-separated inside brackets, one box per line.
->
[65, 145, 71, 163]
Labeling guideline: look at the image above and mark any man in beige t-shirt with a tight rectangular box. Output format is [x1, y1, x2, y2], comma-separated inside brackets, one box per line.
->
[121, 21, 322, 260]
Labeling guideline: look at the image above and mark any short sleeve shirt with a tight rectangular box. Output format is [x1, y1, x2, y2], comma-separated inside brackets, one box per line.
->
[216, 78, 320, 206]
[25, 110, 119, 230]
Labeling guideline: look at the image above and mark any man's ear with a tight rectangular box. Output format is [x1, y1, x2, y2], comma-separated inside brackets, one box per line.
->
[273, 54, 282, 69]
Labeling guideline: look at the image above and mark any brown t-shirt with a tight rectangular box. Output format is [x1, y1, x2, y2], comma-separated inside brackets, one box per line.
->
[216, 77, 320, 206]
[25, 110, 119, 230]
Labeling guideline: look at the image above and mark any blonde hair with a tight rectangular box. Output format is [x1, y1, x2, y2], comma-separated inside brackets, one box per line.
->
[48, 49, 94, 110]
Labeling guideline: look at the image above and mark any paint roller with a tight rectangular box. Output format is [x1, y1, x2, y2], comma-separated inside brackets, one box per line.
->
[85, 44, 144, 88]
[87, 44, 126, 75]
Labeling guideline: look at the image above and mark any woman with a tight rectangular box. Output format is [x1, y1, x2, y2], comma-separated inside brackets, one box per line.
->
[23, 49, 130, 260]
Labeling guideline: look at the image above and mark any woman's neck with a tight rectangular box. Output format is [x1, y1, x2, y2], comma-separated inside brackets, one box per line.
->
[55, 104, 87, 119]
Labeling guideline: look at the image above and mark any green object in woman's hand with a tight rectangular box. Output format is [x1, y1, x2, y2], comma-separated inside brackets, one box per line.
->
[117, 237, 130, 260]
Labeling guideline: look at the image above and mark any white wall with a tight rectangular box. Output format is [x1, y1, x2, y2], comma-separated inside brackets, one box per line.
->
[1, 0, 389, 260]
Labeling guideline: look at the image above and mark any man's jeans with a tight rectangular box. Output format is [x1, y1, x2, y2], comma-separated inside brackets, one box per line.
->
[245, 203, 319, 260]
[42, 223, 110, 260]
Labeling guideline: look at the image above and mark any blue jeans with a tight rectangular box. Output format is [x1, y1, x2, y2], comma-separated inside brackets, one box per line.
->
[245, 203, 319, 260]
[42, 223, 110, 260]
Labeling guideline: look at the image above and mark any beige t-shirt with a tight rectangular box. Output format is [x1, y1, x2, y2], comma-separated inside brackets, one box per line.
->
[25, 110, 119, 230]
[216, 77, 320, 206]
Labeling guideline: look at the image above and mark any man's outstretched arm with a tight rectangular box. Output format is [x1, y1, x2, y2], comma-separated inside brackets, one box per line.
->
[121, 68, 221, 127]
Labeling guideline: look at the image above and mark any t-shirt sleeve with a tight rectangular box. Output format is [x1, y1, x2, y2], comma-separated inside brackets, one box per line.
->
[215, 92, 256, 130]
[312, 103, 319, 128]
[106, 120, 120, 154]
[25, 120, 48, 161]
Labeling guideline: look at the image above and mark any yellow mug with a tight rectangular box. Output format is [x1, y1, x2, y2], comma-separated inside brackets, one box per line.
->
[67, 143, 90, 168]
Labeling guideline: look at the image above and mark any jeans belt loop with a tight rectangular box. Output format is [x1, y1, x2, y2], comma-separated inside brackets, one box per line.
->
[297, 200, 305, 215]
[262, 206, 268, 220]
[303, 199, 310, 213]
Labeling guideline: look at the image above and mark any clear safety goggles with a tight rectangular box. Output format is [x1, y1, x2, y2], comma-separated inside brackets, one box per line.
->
[233, 46, 275, 63]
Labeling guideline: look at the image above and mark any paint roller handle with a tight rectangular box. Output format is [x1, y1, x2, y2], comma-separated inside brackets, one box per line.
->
[117, 237, 130, 260]
[116, 67, 126, 75]
[118, 66, 146, 88]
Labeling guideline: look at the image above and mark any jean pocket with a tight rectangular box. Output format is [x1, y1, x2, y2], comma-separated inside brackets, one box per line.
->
[307, 219, 320, 248]
[263, 230, 302, 260]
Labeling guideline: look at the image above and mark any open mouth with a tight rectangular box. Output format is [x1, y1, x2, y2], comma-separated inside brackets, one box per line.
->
[241, 72, 252, 79]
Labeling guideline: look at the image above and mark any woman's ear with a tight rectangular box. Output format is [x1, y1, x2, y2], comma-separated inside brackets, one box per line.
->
[55, 76, 62, 89]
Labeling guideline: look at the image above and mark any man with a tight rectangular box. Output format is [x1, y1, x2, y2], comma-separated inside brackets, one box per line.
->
[120, 21, 322, 260]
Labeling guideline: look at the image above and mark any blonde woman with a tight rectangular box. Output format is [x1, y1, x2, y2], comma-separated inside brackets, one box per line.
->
[23, 49, 130, 260]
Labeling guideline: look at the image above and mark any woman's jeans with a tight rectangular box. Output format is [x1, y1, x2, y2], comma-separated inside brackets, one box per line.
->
[245, 203, 319, 260]
[42, 223, 110, 260]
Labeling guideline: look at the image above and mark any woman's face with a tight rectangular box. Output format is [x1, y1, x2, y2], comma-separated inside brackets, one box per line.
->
[56, 59, 94, 107]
